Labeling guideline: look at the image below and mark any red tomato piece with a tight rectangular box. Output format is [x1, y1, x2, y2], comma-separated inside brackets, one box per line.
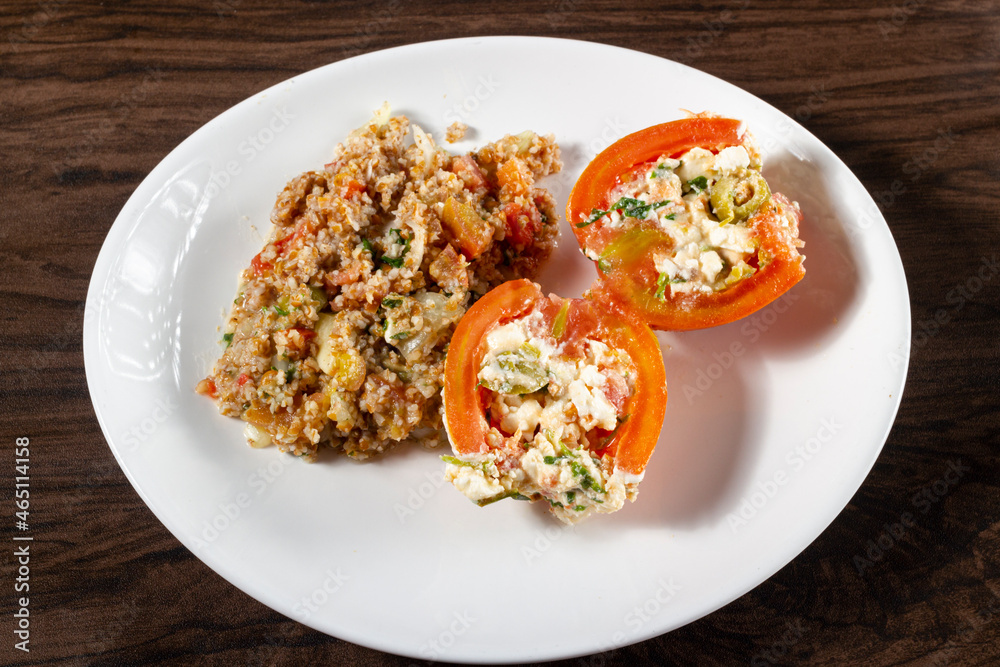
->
[450, 155, 488, 193]
[568, 116, 805, 331]
[443, 279, 667, 477]
[502, 201, 543, 249]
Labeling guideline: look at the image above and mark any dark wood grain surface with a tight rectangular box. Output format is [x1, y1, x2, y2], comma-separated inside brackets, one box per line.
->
[2, 0, 999, 665]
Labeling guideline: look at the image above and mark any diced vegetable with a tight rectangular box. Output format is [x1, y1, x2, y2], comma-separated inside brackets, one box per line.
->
[710, 169, 771, 226]
[315, 313, 367, 391]
[441, 196, 493, 259]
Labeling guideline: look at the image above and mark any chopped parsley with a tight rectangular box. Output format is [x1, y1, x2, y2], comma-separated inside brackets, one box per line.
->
[655, 273, 669, 301]
[687, 176, 709, 194]
[222, 333, 234, 347]
[649, 162, 674, 179]
[390, 331, 410, 340]
[656, 272, 687, 300]
[575, 197, 671, 228]
[570, 460, 605, 493]
[542, 445, 606, 495]
[380, 228, 410, 269]
[273, 304, 290, 317]
[381, 297, 403, 308]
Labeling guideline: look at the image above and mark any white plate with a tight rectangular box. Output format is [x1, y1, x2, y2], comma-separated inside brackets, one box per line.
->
[84, 36, 910, 662]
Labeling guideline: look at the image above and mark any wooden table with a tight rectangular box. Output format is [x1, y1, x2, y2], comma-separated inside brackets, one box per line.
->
[4, 1, 998, 664]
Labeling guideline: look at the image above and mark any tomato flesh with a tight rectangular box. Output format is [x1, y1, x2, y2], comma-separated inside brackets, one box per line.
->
[443, 280, 667, 476]
[568, 117, 805, 331]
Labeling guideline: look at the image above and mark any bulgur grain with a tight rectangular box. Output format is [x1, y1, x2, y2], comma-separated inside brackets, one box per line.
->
[199, 108, 562, 461]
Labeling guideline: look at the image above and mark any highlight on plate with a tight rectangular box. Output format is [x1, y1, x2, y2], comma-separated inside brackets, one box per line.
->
[196, 105, 563, 461]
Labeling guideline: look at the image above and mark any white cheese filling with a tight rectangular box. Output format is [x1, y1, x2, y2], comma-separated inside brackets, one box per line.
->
[446, 308, 640, 523]
[584, 143, 766, 298]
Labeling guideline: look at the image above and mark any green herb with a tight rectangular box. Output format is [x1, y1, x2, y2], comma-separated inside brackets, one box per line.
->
[476, 490, 529, 507]
[649, 161, 676, 179]
[575, 197, 671, 228]
[574, 505, 587, 511]
[543, 455, 558, 465]
[598, 414, 630, 448]
[570, 460, 605, 493]
[381, 228, 411, 268]
[390, 331, 410, 340]
[222, 333, 234, 347]
[575, 208, 606, 228]
[655, 273, 670, 301]
[551, 301, 571, 340]
[361, 238, 373, 253]
[390, 228, 410, 248]
[382, 297, 403, 308]
[567, 491, 576, 504]
[284, 368, 295, 383]
[657, 271, 687, 300]
[687, 176, 709, 194]
[441, 455, 476, 468]
[273, 304, 290, 317]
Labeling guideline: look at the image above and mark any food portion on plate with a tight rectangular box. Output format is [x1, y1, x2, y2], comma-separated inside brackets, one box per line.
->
[568, 113, 805, 331]
[196, 106, 562, 460]
[196, 105, 804, 524]
[442, 280, 667, 523]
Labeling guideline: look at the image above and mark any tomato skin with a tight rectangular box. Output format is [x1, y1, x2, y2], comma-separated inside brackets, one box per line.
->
[444, 280, 539, 453]
[443, 280, 667, 476]
[568, 117, 744, 231]
[589, 195, 805, 331]
[568, 117, 805, 331]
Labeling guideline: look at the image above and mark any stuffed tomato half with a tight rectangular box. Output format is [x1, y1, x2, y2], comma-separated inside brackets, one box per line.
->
[568, 115, 805, 331]
[442, 280, 667, 523]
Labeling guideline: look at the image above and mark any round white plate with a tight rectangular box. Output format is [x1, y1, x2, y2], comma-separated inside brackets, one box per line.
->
[84, 36, 910, 663]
